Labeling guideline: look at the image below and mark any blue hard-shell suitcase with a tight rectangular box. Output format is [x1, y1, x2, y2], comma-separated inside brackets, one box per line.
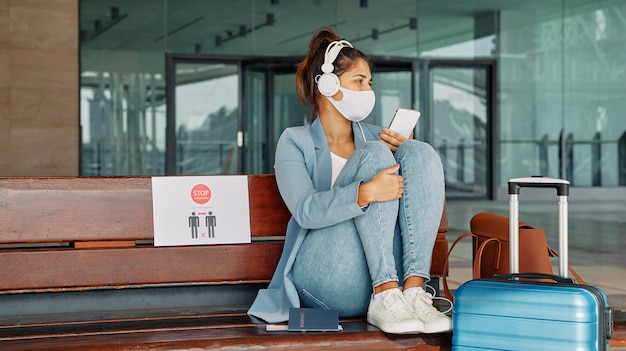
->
[452, 177, 613, 351]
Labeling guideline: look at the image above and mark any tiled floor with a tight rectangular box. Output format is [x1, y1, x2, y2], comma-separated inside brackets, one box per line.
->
[444, 197, 626, 311]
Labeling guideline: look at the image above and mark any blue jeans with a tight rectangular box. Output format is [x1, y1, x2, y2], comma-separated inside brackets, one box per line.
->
[291, 140, 445, 317]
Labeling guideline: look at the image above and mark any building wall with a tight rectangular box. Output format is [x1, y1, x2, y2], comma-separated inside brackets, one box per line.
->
[0, 0, 78, 176]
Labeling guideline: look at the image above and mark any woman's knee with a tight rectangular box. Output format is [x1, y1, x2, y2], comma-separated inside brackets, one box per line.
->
[397, 140, 442, 168]
[360, 141, 395, 163]
[347, 141, 396, 181]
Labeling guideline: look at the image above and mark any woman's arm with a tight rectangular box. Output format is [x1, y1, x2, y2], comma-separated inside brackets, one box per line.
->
[274, 129, 365, 230]
[357, 163, 402, 207]
[275, 129, 404, 229]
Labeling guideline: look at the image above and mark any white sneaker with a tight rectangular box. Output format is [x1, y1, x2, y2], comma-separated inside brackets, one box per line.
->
[403, 287, 452, 333]
[367, 288, 424, 334]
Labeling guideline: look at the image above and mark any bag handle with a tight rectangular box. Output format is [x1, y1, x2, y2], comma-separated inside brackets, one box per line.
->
[473, 237, 502, 277]
[442, 233, 502, 303]
[442, 233, 473, 302]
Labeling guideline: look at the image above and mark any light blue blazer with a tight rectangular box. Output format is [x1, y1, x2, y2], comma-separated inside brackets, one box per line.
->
[247, 117, 384, 323]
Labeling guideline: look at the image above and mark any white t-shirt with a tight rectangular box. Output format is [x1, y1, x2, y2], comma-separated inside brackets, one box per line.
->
[330, 152, 347, 187]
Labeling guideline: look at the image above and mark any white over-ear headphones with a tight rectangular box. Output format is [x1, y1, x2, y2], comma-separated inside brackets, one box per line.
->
[315, 40, 354, 97]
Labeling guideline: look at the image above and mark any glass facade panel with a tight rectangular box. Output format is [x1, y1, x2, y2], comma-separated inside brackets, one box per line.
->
[498, 0, 626, 187]
[270, 71, 309, 169]
[563, 1, 626, 187]
[80, 0, 166, 175]
[244, 69, 268, 174]
[371, 69, 413, 128]
[498, 4, 562, 185]
[173, 62, 239, 175]
[417, 1, 496, 58]
[79, 0, 626, 193]
[431, 67, 489, 198]
[80, 72, 166, 176]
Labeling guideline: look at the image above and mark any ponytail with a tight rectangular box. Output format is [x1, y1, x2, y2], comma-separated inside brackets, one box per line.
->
[295, 27, 369, 119]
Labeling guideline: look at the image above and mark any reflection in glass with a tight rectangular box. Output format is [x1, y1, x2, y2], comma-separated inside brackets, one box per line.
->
[174, 63, 239, 175]
[78, 0, 626, 191]
[269, 72, 310, 171]
[431, 67, 488, 198]
[499, 1, 626, 187]
[80, 72, 166, 176]
[371, 70, 412, 128]
[244, 69, 268, 174]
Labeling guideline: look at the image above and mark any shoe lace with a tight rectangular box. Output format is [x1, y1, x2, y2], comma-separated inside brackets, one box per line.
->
[381, 290, 415, 320]
[417, 285, 453, 315]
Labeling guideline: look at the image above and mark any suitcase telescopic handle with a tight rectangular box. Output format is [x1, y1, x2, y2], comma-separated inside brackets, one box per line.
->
[508, 177, 570, 277]
[508, 176, 569, 196]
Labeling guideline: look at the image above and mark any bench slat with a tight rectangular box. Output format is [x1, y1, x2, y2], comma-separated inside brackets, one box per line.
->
[0, 237, 447, 293]
[0, 243, 283, 292]
[0, 313, 453, 350]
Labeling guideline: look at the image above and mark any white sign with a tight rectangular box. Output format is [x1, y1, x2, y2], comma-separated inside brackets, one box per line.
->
[151, 175, 251, 246]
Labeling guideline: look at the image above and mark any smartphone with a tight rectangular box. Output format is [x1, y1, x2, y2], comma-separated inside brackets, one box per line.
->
[388, 108, 421, 138]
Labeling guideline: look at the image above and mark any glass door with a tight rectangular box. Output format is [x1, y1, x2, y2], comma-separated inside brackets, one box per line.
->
[166, 55, 241, 175]
[243, 59, 307, 174]
[242, 66, 267, 174]
[425, 62, 495, 199]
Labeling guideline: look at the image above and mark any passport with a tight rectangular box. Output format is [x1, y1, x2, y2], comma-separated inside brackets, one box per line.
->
[287, 307, 340, 332]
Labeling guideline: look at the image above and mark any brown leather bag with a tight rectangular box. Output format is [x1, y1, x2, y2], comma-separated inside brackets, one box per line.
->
[443, 212, 585, 301]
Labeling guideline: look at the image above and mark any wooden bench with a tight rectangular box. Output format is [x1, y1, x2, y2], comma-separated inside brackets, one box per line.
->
[0, 175, 624, 350]
[0, 174, 447, 350]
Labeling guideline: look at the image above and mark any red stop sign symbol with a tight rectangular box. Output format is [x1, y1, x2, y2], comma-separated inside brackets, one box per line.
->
[191, 184, 211, 204]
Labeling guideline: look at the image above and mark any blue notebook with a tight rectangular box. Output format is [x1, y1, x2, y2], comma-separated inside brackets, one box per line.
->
[287, 308, 339, 332]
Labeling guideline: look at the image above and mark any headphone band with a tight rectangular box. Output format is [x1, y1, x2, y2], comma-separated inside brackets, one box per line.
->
[315, 39, 354, 97]
[321, 40, 354, 73]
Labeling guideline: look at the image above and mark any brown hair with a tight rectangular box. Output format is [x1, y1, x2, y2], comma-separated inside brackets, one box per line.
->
[295, 27, 371, 119]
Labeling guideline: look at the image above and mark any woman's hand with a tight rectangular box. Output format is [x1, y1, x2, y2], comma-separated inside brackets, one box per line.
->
[378, 128, 413, 153]
[357, 164, 403, 207]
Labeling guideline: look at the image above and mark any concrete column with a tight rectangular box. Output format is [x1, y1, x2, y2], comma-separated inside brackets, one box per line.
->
[0, 0, 78, 176]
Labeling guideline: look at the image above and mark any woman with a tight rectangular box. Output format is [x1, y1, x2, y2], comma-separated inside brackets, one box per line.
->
[248, 27, 450, 334]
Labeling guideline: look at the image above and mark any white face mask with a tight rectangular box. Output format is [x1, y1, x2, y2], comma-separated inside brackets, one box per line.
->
[326, 86, 376, 122]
